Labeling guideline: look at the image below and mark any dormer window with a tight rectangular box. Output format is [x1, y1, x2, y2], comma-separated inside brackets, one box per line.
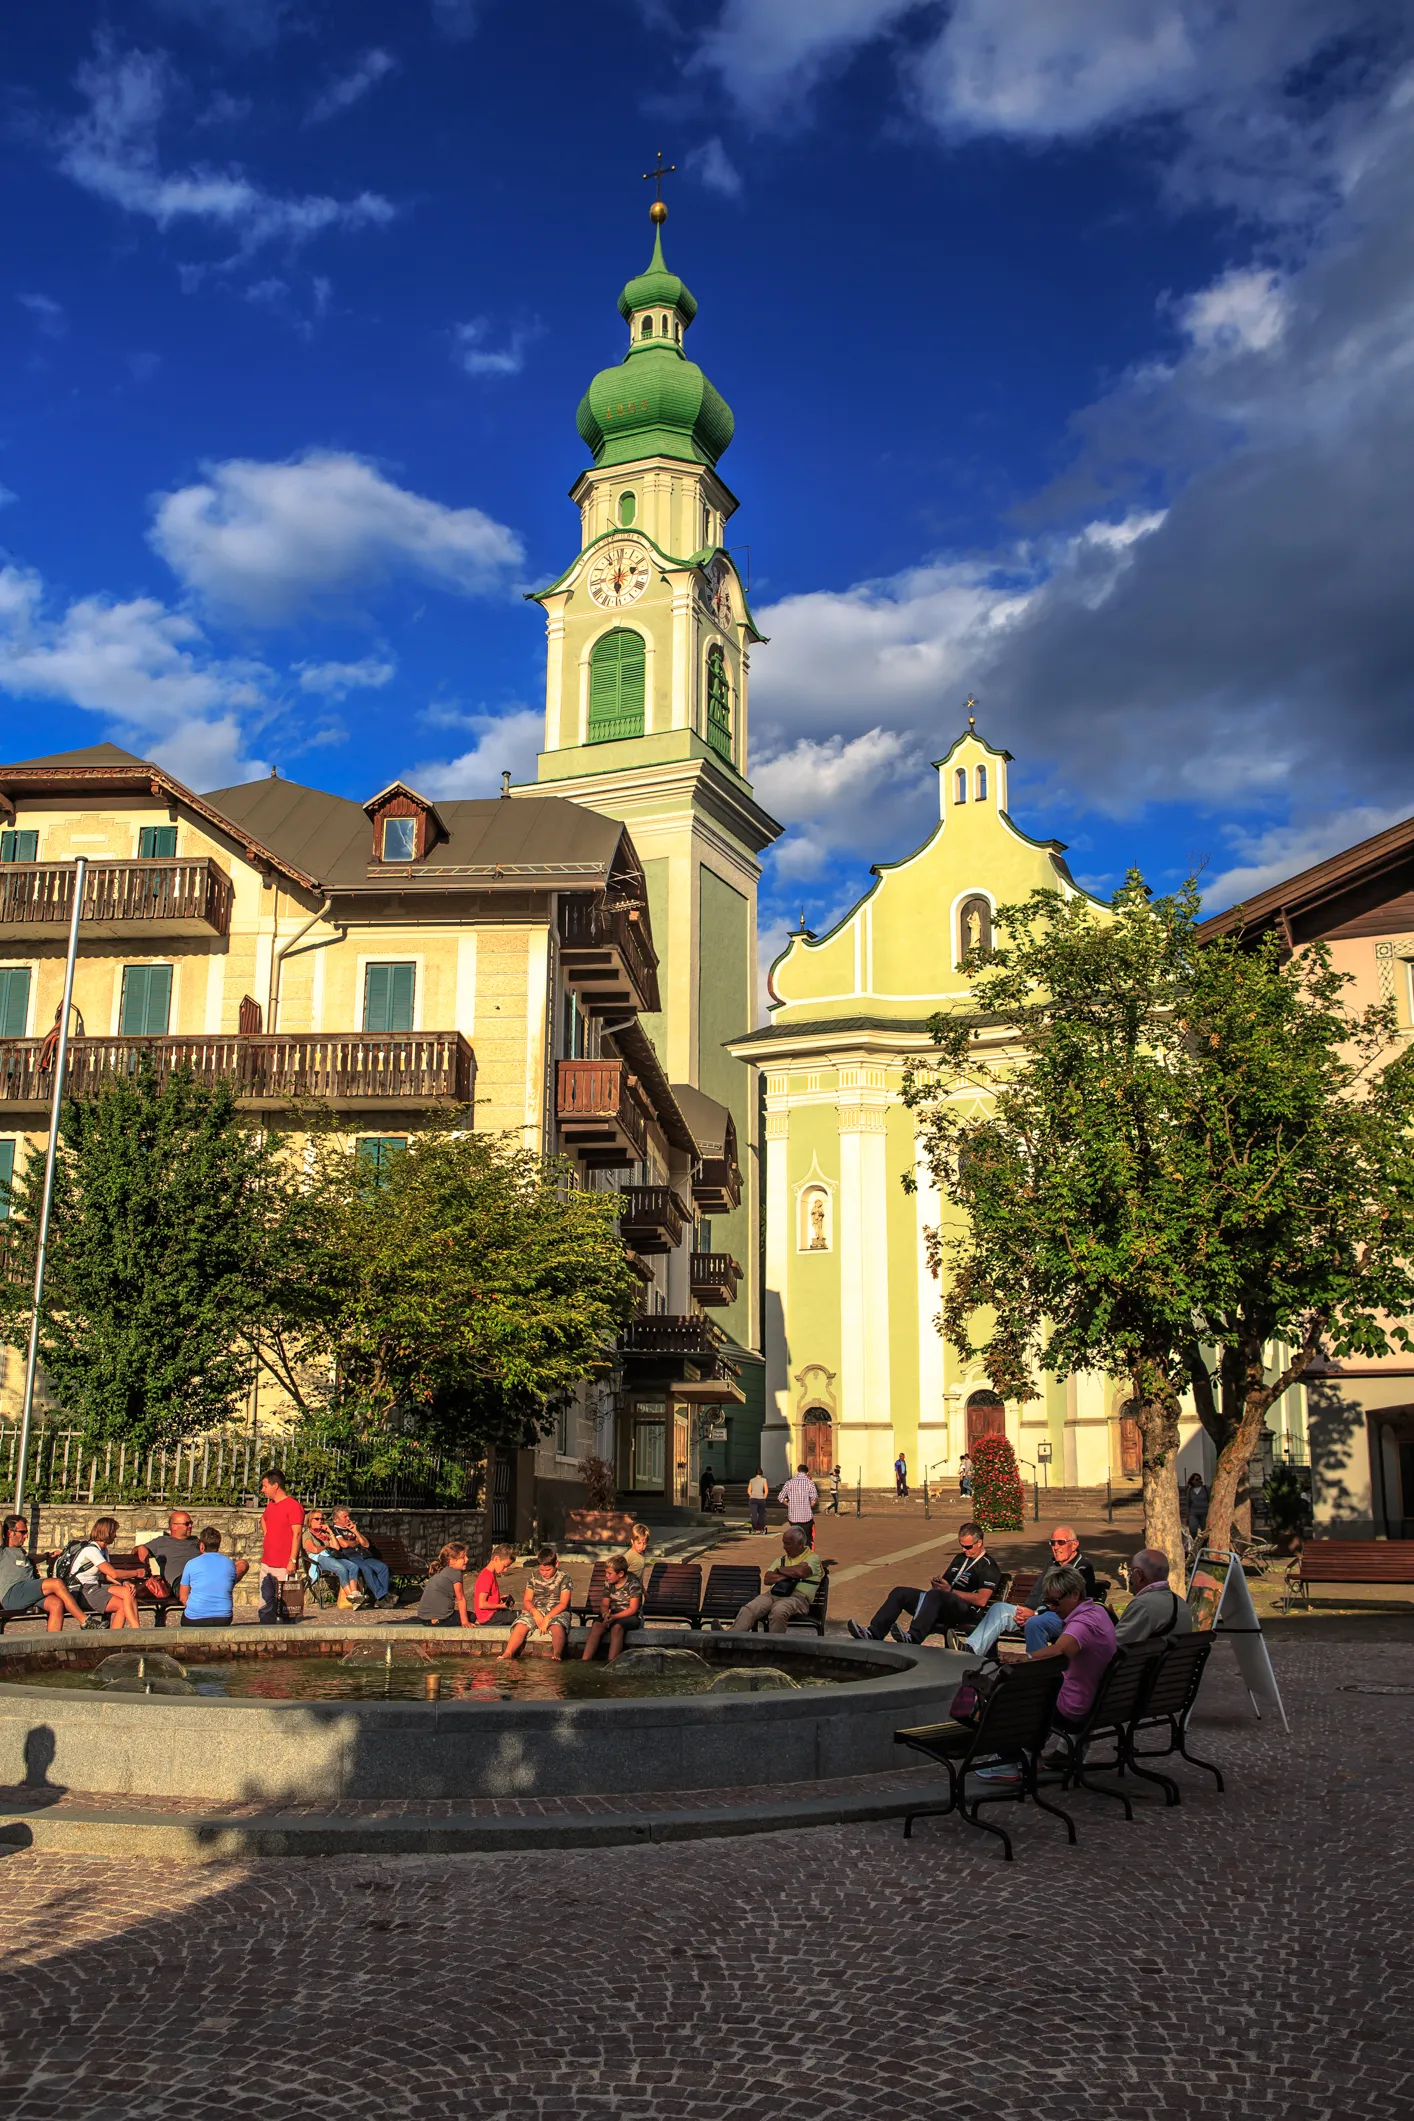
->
[954, 768, 968, 804]
[382, 817, 417, 862]
[641, 315, 654, 338]
[975, 765, 988, 801]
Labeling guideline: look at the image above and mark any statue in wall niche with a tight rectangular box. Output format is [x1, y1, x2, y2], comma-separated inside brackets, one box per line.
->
[965, 904, 982, 953]
[808, 1194, 827, 1250]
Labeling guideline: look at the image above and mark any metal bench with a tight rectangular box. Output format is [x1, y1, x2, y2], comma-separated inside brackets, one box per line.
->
[699, 1564, 762, 1628]
[786, 1559, 833, 1635]
[1282, 1539, 1414, 1613]
[642, 1561, 702, 1627]
[894, 1659, 1074, 1861]
[1124, 1634, 1223, 1801]
[1047, 1642, 1168, 1820]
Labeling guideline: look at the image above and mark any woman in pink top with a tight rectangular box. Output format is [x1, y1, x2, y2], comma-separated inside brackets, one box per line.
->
[1023, 1566, 1116, 1724]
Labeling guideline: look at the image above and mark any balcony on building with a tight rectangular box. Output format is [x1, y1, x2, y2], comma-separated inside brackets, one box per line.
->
[555, 1057, 648, 1166]
[617, 1183, 689, 1254]
[690, 1250, 742, 1306]
[673, 1084, 742, 1214]
[0, 1032, 474, 1116]
[0, 859, 235, 943]
[558, 894, 660, 1015]
[619, 1313, 745, 1403]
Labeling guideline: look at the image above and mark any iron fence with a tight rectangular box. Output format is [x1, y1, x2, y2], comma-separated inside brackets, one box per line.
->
[0, 1423, 474, 1511]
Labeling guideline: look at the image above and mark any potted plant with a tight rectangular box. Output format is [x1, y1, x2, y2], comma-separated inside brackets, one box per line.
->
[564, 1455, 635, 1545]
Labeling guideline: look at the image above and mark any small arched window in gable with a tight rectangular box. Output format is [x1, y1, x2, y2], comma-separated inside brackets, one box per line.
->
[954, 767, 968, 804]
[975, 764, 988, 801]
[660, 313, 669, 335]
[674, 319, 681, 342]
[618, 491, 637, 527]
[957, 894, 993, 968]
[640, 315, 654, 338]
[588, 629, 647, 743]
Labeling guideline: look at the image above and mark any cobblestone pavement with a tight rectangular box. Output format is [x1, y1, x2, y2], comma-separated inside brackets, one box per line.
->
[1, 1636, 1413, 2119]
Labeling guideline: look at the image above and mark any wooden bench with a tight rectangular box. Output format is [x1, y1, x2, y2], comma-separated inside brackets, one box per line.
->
[700, 1564, 762, 1629]
[749, 1559, 835, 1635]
[642, 1562, 702, 1627]
[1282, 1539, 1414, 1612]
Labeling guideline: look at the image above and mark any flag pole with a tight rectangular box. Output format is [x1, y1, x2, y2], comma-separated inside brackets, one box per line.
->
[13, 856, 86, 1515]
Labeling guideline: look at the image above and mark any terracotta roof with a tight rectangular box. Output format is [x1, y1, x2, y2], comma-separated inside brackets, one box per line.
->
[1198, 814, 1414, 945]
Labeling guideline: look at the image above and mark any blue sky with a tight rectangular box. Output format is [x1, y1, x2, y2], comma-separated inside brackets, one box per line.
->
[3, 2, 1413, 1003]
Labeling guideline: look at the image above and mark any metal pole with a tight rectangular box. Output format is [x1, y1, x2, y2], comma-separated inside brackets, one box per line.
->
[14, 857, 86, 1515]
[855, 1470, 862, 1519]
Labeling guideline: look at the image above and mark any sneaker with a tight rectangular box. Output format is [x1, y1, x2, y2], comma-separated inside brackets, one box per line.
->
[972, 1764, 1022, 1783]
[82, 1612, 109, 1630]
[887, 1623, 908, 1644]
[847, 1619, 873, 1642]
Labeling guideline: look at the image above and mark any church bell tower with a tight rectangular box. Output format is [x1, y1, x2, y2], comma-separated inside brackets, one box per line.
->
[517, 187, 780, 1367]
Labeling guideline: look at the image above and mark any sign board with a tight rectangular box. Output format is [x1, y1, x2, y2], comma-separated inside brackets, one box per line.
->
[635, 1401, 667, 1416]
[707, 1426, 728, 1444]
[1187, 1547, 1289, 1731]
[1037, 1442, 1053, 1462]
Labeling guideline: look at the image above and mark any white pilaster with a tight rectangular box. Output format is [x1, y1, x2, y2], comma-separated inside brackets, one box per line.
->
[836, 1069, 893, 1486]
[762, 1091, 792, 1479]
[914, 1150, 947, 1474]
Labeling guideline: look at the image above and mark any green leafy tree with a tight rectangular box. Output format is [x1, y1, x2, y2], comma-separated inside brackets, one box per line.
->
[0, 1068, 288, 1452]
[904, 874, 1414, 1572]
[261, 1128, 639, 1455]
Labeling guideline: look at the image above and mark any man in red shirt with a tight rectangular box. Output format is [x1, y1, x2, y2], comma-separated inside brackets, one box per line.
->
[257, 1469, 305, 1625]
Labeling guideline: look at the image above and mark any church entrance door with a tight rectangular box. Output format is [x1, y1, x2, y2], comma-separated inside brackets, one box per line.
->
[966, 1391, 1006, 1449]
[1120, 1411, 1142, 1480]
[802, 1408, 833, 1478]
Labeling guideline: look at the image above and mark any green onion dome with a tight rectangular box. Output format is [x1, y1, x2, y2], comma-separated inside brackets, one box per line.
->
[576, 229, 734, 470]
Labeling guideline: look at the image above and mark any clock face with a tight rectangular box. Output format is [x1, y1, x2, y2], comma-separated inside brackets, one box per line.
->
[587, 543, 651, 609]
[709, 558, 734, 631]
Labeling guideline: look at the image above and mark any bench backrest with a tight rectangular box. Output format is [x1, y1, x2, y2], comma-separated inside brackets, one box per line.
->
[580, 1561, 610, 1614]
[969, 1657, 1065, 1759]
[1300, 1541, 1414, 1581]
[1075, 1641, 1165, 1738]
[805, 1565, 831, 1620]
[1009, 1571, 1038, 1606]
[700, 1565, 761, 1620]
[643, 1561, 702, 1623]
[1137, 1633, 1213, 1724]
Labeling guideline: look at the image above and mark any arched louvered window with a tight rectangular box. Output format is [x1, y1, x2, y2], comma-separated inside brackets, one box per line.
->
[588, 629, 646, 743]
[640, 315, 654, 338]
[976, 764, 988, 800]
[954, 767, 968, 804]
[618, 491, 636, 526]
[705, 644, 732, 762]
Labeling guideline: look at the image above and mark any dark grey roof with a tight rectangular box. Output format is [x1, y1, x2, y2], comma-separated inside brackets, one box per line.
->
[201, 777, 633, 893]
[7, 743, 152, 769]
[670, 1083, 734, 1160]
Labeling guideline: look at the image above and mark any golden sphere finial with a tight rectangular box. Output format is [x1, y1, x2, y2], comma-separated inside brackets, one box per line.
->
[649, 198, 668, 224]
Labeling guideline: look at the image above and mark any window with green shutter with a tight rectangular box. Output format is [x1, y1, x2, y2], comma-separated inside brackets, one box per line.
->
[0, 831, 38, 863]
[119, 964, 173, 1036]
[587, 629, 646, 743]
[0, 1139, 14, 1222]
[0, 968, 30, 1039]
[705, 645, 732, 763]
[363, 962, 415, 1033]
[138, 825, 178, 858]
[355, 1136, 407, 1187]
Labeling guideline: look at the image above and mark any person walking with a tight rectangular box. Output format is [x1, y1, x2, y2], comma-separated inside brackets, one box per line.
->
[257, 1468, 305, 1625]
[746, 1467, 770, 1533]
[699, 1464, 717, 1513]
[1185, 1471, 1210, 1538]
[894, 1452, 909, 1499]
[827, 1464, 843, 1515]
[777, 1464, 819, 1549]
[958, 1453, 973, 1498]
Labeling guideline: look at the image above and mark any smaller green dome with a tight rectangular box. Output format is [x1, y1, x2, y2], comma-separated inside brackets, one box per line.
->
[617, 228, 699, 324]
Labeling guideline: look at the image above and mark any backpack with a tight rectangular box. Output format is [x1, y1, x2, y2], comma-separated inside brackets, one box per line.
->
[949, 1658, 1003, 1726]
[53, 1538, 92, 1588]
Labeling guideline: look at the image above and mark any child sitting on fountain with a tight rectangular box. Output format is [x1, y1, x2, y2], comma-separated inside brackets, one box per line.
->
[581, 1553, 642, 1664]
[501, 1546, 573, 1662]
[418, 1543, 473, 1626]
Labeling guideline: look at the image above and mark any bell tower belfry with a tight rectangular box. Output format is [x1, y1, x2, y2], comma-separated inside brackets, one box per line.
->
[515, 193, 780, 1366]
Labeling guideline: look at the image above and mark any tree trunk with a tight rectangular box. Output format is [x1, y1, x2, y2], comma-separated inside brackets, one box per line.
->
[1135, 1385, 1185, 1584]
[1207, 1392, 1270, 1554]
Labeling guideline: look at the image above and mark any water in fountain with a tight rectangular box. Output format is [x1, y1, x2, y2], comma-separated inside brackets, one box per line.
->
[612, 1647, 709, 1677]
[703, 1667, 800, 1692]
[340, 1640, 433, 1667]
[93, 1652, 188, 1684]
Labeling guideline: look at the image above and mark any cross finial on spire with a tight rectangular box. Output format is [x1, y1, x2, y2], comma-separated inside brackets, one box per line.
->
[643, 149, 676, 224]
[965, 695, 977, 731]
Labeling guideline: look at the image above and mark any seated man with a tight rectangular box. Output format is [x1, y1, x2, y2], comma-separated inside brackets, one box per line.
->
[1114, 1548, 1194, 1648]
[963, 1524, 1098, 1657]
[326, 1507, 391, 1604]
[581, 1554, 642, 1662]
[137, 1510, 202, 1616]
[178, 1528, 249, 1628]
[848, 1521, 1002, 1645]
[730, 1526, 824, 1633]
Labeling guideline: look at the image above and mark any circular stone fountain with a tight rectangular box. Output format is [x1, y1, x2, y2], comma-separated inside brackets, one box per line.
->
[0, 1625, 961, 1815]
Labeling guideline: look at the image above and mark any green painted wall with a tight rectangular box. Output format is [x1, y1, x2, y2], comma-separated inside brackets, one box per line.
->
[699, 866, 751, 1348]
[638, 855, 669, 1059]
[886, 1102, 921, 1472]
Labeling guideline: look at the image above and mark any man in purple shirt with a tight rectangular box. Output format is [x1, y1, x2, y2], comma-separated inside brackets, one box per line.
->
[1022, 1565, 1116, 1724]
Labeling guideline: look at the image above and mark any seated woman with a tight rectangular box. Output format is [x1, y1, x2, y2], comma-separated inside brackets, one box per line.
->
[302, 1508, 375, 1610]
[67, 1517, 143, 1630]
[501, 1545, 573, 1662]
[581, 1553, 641, 1663]
[418, 1543, 473, 1626]
[326, 1508, 391, 1604]
[0, 1515, 85, 1633]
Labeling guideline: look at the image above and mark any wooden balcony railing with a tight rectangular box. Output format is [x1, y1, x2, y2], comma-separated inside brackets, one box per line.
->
[690, 1250, 742, 1306]
[555, 1058, 648, 1165]
[691, 1152, 742, 1214]
[558, 896, 660, 1013]
[0, 1033, 474, 1110]
[617, 1184, 689, 1255]
[0, 859, 234, 938]
[620, 1314, 726, 1361]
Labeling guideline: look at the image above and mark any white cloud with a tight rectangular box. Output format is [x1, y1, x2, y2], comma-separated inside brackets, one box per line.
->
[1205, 804, 1414, 910]
[294, 655, 397, 698]
[409, 708, 545, 797]
[1179, 266, 1290, 360]
[0, 564, 271, 786]
[57, 43, 396, 259]
[754, 726, 915, 822]
[306, 49, 397, 127]
[692, 0, 919, 124]
[149, 450, 525, 623]
[452, 319, 531, 378]
[686, 137, 743, 197]
[430, 0, 479, 38]
[17, 293, 66, 339]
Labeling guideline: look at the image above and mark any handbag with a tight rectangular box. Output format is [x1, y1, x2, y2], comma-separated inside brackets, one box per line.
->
[948, 1659, 1002, 1725]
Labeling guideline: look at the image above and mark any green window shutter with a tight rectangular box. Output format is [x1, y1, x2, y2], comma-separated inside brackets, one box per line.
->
[355, 1136, 407, 1187]
[705, 646, 732, 762]
[0, 831, 38, 862]
[0, 1139, 13, 1222]
[363, 962, 415, 1032]
[138, 826, 178, 858]
[0, 967, 30, 1038]
[120, 965, 172, 1036]
[588, 630, 646, 743]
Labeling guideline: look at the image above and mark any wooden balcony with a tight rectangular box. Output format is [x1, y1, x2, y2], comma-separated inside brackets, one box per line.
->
[0, 859, 234, 942]
[690, 1250, 742, 1306]
[617, 1184, 689, 1255]
[556, 1057, 648, 1166]
[0, 1033, 474, 1115]
[618, 1313, 744, 1403]
[691, 1151, 741, 1215]
[558, 896, 660, 1014]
